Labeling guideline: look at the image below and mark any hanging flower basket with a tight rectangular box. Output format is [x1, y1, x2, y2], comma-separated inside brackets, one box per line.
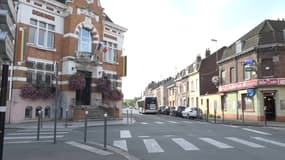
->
[20, 84, 55, 99]
[69, 73, 86, 90]
[96, 77, 123, 101]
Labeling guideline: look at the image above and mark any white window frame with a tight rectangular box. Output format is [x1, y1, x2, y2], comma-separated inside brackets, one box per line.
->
[26, 60, 54, 85]
[29, 19, 55, 49]
[78, 28, 92, 53]
[103, 41, 118, 64]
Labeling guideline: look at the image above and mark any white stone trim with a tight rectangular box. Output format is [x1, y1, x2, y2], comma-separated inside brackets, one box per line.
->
[27, 57, 54, 64]
[64, 33, 78, 39]
[9, 77, 27, 81]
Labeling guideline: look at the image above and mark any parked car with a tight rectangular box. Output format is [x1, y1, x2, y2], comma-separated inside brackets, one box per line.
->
[175, 106, 186, 117]
[161, 106, 170, 115]
[182, 107, 203, 119]
[158, 106, 166, 114]
[169, 106, 178, 116]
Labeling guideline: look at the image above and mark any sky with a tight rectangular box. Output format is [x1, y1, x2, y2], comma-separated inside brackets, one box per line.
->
[100, 0, 285, 99]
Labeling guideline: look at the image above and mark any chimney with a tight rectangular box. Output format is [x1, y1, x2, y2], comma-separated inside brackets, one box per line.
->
[205, 48, 211, 57]
[196, 54, 201, 62]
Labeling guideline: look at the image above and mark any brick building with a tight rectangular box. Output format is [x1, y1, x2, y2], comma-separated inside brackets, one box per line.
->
[218, 20, 285, 121]
[8, 0, 127, 123]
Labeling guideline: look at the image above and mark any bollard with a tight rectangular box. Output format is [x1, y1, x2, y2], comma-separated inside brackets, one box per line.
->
[206, 109, 209, 122]
[41, 109, 44, 128]
[222, 109, 224, 124]
[127, 109, 129, 125]
[84, 110, 88, 144]
[65, 109, 68, 128]
[37, 110, 41, 141]
[214, 110, 216, 124]
[104, 113, 108, 150]
[130, 109, 133, 124]
[264, 107, 267, 126]
[242, 109, 245, 125]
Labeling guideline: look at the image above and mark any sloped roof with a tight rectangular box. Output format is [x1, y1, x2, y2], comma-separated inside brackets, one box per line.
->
[221, 19, 285, 60]
[55, 0, 65, 4]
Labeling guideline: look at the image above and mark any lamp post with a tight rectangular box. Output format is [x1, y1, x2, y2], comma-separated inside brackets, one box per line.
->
[53, 62, 59, 144]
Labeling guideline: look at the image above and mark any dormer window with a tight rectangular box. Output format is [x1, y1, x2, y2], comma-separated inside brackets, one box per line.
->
[78, 28, 92, 53]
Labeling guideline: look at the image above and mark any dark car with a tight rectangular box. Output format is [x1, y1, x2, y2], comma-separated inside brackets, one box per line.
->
[175, 106, 186, 117]
[161, 106, 170, 115]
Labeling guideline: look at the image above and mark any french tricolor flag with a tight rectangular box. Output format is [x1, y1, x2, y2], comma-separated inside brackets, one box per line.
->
[97, 43, 108, 53]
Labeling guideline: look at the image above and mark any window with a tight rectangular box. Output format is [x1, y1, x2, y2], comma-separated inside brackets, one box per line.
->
[44, 106, 51, 118]
[196, 79, 198, 91]
[78, 28, 92, 53]
[191, 81, 194, 92]
[36, 72, 44, 83]
[103, 41, 118, 63]
[27, 70, 36, 84]
[242, 94, 254, 111]
[221, 70, 226, 85]
[26, 60, 53, 85]
[45, 73, 52, 85]
[230, 67, 235, 83]
[35, 106, 42, 117]
[25, 106, 33, 119]
[29, 19, 55, 49]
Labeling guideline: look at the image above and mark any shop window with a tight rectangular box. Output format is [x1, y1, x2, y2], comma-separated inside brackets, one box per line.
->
[241, 94, 254, 112]
[35, 106, 42, 117]
[45, 106, 51, 118]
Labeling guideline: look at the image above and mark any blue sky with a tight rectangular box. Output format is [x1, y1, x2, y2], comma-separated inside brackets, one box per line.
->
[101, 0, 285, 99]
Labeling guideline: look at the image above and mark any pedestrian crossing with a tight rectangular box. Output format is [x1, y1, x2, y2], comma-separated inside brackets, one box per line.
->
[139, 120, 197, 125]
[4, 128, 72, 144]
[112, 130, 285, 154]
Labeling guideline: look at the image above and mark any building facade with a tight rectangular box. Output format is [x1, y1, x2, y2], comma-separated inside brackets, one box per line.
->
[8, 0, 127, 123]
[218, 20, 285, 121]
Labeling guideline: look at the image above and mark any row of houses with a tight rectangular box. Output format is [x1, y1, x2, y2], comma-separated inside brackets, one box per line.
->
[143, 19, 285, 122]
[1, 0, 127, 123]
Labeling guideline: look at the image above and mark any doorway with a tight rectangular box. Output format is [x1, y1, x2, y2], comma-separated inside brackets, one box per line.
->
[264, 94, 276, 121]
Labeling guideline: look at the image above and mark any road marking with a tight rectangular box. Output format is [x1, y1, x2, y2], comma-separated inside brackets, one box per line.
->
[140, 122, 149, 125]
[199, 137, 233, 149]
[154, 121, 164, 124]
[138, 136, 150, 138]
[252, 137, 285, 147]
[172, 138, 199, 151]
[168, 121, 177, 124]
[113, 140, 128, 151]
[242, 128, 272, 135]
[225, 137, 265, 148]
[120, 130, 132, 139]
[4, 135, 64, 140]
[65, 141, 113, 156]
[223, 125, 239, 128]
[16, 129, 72, 132]
[7, 132, 68, 136]
[143, 139, 164, 153]
[4, 140, 52, 144]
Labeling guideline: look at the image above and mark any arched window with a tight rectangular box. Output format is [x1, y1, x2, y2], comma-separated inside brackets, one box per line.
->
[25, 106, 33, 119]
[78, 28, 92, 53]
[35, 106, 42, 117]
[45, 106, 51, 118]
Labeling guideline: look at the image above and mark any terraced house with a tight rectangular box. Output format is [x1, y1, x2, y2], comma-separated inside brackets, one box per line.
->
[218, 19, 285, 122]
[8, 0, 127, 123]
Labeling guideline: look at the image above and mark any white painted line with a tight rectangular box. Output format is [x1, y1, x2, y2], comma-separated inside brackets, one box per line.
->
[138, 136, 150, 138]
[225, 137, 265, 148]
[4, 140, 52, 144]
[168, 121, 177, 124]
[140, 122, 149, 125]
[199, 137, 233, 149]
[7, 132, 68, 136]
[143, 139, 164, 153]
[65, 141, 113, 156]
[252, 137, 285, 147]
[120, 130, 132, 139]
[223, 125, 239, 128]
[113, 140, 128, 151]
[4, 135, 64, 140]
[242, 128, 272, 135]
[172, 138, 199, 151]
[154, 121, 164, 124]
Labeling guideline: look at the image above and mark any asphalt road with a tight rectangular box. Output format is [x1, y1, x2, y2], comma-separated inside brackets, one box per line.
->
[76, 113, 285, 160]
[3, 111, 285, 160]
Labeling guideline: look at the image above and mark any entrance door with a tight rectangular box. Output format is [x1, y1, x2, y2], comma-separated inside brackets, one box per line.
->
[264, 95, 276, 121]
[76, 71, 92, 105]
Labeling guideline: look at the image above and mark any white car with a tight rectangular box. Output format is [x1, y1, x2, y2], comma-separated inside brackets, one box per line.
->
[182, 107, 203, 119]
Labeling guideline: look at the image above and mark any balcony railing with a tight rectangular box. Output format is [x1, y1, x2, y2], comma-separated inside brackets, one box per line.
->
[0, 32, 14, 62]
[0, 9, 15, 38]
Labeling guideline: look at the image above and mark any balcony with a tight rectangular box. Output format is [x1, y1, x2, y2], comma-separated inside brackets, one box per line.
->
[0, 32, 14, 62]
[75, 51, 101, 65]
[0, 9, 15, 38]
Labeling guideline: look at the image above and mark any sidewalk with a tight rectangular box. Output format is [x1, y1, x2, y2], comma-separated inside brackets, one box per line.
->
[205, 117, 285, 128]
[5, 117, 133, 129]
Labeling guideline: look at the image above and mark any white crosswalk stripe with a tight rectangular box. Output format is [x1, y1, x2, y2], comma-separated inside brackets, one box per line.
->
[143, 139, 164, 153]
[172, 138, 199, 151]
[167, 121, 177, 124]
[252, 137, 285, 147]
[4, 128, 70, 144]
[242, 128, 272, 135]
[225, 137, 265, 148]
[113, 140, 128, 151]
[199, 137, 233, 149]
[154, 121, 164, 124]
[140, 122, 149, 125]
[120, 130, 132, 138]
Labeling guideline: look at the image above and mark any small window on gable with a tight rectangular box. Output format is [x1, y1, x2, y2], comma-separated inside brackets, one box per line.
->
[235, 40, 242, 54]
